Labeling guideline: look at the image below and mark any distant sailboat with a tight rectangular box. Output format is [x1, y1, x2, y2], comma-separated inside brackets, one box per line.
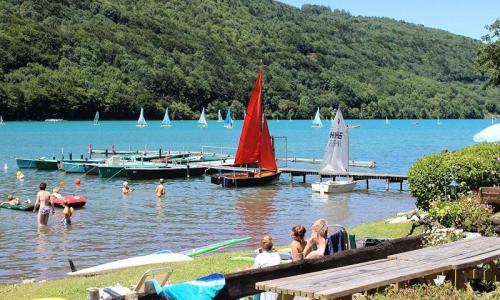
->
[385, 117, 389, 125]
[243, 108, 246, 120]
[161, 108, 172, 128]
[136, 108, 147, 128]
[312, 108, 357, 194]
[198, 108, 208, 128]
[0, 115, 4, 126]
[224, 109, 233, 128]
[312, 108, 323, 128]
[93, 111, 100, 125]
[217, 109, 223, 122]
[437, 116, 442, 125]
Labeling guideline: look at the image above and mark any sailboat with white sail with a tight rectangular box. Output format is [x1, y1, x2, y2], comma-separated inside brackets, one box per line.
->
[437, 116, 442, 125]
[224, 109, 233, 128]
[161, 108, 172, 128]
[312, 108, 357, 193]
[0, 115, 4, 126]
[93, 111, 100, 125]
[217, 109, 223, 122]
[312, 108, 323, 128]
[136, 107, 147, 128]
[198, 108, 208, 128]
[385, 117, 389, 125]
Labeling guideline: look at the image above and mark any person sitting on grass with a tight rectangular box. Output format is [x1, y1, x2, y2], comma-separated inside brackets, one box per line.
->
[252, 235, 281, 300]
[303, 219, 328, 259]
[290, 224, 307, 262]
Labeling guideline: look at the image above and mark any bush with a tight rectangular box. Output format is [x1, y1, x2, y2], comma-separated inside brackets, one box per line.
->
[408, 143, 500, 210]
[428, 196, 494, 234]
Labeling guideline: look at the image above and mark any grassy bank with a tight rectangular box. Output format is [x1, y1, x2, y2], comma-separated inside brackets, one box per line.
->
[0, 220, 416, 299]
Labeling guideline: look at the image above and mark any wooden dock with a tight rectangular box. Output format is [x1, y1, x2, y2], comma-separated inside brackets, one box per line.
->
[206, 166, 408, 191]
[280, 167, 407, 191]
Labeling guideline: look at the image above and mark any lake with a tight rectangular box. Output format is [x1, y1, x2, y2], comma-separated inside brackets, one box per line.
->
[0, 119, 492, 283]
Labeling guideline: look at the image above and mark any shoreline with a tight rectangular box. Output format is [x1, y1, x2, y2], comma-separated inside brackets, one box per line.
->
[0, 219, 417, 299]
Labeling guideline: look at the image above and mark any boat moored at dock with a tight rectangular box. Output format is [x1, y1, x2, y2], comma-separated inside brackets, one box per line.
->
[15, 158, 37, 169]
[126, 164, 207, 180]
[34, 158, 60, 170]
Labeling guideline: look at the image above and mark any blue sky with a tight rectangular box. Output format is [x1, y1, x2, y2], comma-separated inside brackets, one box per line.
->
[279, 0, 499, 40]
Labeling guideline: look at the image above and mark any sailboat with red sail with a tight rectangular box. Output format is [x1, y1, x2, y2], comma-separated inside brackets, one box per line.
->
[211, 65, 281, 187]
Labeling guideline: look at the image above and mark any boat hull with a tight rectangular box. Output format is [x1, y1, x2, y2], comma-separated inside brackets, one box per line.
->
[16, 158, 37, 169]
[83, 164, 100, 175]
[34, 159, 59, 170]
[67, 252, 192, 276]
[52, 195, 87, 208]
[1, 203, 34, 211]
[62, 162, 86, 173]
[98, 166, 128, 178]
[312, 180, 357, 193]
[211, 171, 281, 187]
[126, 165, 206, 180]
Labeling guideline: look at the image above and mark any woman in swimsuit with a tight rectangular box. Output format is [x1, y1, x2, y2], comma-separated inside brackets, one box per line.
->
[33, 182, 54, 226]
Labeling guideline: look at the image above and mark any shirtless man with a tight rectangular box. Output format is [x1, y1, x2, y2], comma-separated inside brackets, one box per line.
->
[33, 182, 54, 226]
[155, 178, 165, 197]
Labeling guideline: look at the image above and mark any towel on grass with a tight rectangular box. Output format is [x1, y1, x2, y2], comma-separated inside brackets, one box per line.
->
[152, 273, 225, 300]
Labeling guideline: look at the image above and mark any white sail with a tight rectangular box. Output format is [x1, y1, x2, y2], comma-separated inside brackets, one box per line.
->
[161, 108, 172, 127]
[312, 108, 322, 128]
[0, 115, 4, 125]
[198, 108, 208, 127]
[217, 109, 223, 122]
[224, 109, 233, 128]
[319, 109, 349, 175]
[136, 107, 147, 127]
[437, 116, 441, 125]
[385, 117, 389, 125]
[93, 111, 99, 125]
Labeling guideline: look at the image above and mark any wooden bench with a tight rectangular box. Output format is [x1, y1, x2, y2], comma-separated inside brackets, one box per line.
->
[479, 187, 500, 206]
[256, 237, 499, 300]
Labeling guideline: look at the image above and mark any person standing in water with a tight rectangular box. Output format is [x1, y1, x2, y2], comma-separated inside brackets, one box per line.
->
[155, 178, 165, 197]
[61, 199, 74, 226]
[33, 182, 54, 226]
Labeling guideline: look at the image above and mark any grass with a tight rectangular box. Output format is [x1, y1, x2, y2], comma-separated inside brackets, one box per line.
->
[0, 219, 418, 299]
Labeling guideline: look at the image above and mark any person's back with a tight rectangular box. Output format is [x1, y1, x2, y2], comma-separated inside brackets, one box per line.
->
[155, 178, 165, 197]
[34, 182, 54, 226]
[253, 235, 281, 300]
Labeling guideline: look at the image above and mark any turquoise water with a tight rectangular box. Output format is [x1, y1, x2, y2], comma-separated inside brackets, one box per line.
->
[0, 119, 493, 283]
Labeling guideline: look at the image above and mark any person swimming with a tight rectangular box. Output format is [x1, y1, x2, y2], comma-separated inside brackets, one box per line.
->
[1, 195, 20, 206]
[122, 181, 134, 194]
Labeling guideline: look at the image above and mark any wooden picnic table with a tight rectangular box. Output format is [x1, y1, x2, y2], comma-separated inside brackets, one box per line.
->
[256, 237, 499, 300]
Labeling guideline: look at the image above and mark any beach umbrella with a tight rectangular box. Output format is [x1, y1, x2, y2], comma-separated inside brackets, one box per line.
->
[473, 124, 500, 143]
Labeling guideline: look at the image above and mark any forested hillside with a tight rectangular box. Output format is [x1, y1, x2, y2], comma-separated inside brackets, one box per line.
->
[0, 0, 498, 120]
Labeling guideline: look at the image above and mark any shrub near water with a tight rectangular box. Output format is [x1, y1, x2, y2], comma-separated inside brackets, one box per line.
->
[408, 143, 500, 210]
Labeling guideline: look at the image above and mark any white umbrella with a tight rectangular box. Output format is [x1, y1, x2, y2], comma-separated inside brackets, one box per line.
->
[473, 124, 500, 143]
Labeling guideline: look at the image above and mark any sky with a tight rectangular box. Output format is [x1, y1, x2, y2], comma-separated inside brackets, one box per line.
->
[279, 0, 499, 40]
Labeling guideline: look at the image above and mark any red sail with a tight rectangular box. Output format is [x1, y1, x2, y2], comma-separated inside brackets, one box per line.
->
[259, 116, 278, 172]
[234, 67, 263, 165]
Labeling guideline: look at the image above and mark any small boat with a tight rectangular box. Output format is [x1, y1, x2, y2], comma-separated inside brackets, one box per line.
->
[45, 118, 65, 122]
[161, 108, 172, 127]
[126, 164, 207, 180]
[217, 109, 223, 122]
[312, 108, 357, 194]
[67, 237, 250, 276]
[83, 163, 100, 175]
[136, 107, 147, 128]
[385, 117, 389, 125]
[0, 202, 34, 211]
[437, 116, 441, 125]
[0, 115, 4, 125]
[224, 109, 233, 128]
[312, 108, 323, 128]
[198, 108, 208, 128]
[93, 111, 99, 125]
[16, 158, 37, 169]
[52, 195, 87, 208]
[34, 158, 60, 170]
[61, 159, 104, 173]
[211, 65, 281, 187]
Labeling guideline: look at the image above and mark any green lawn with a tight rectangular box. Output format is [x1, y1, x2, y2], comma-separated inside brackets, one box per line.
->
[0, 219, 417, 299]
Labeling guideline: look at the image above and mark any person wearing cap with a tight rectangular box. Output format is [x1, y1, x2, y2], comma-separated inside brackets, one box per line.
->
[155, 178, 165, 197]
[122, 181, 133, 194]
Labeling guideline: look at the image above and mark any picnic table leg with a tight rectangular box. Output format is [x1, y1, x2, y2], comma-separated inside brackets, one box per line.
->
[454, 268, 473, 291]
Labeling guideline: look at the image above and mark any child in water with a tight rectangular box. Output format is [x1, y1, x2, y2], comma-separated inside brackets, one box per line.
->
[61, 199, 74, 226]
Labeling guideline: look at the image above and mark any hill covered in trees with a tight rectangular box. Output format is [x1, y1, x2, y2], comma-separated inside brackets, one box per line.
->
[0, 0, 498, 120]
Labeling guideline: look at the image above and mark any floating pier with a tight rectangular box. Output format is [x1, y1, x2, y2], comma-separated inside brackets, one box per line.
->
[280, 168, 407, 191]
[278, 157, 376, 168]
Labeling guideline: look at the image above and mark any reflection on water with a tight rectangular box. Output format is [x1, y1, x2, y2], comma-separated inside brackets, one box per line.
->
[235, 187, 277, 241]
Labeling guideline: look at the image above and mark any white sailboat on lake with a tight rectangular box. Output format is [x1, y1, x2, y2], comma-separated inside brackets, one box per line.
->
[136, 107, 147, 128]
[437, 116, 442, 125]
[93, 111, 99, 125]
[217, 109, 223, 122]
[0, 115, 4, 126]
[312, 108, 357, 194]
[224, 109, 233, 128]
[312, 108, 323, 128]
[385, 117, 389, 125]
[161, 108, 172, 128]
[198, 108, 208, 128]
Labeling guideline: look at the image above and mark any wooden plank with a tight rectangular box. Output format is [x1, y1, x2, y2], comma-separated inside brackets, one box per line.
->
[216, 235, 423, 299]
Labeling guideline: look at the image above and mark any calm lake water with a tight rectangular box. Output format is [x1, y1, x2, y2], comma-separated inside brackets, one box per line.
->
[0, 119, 492, 283]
